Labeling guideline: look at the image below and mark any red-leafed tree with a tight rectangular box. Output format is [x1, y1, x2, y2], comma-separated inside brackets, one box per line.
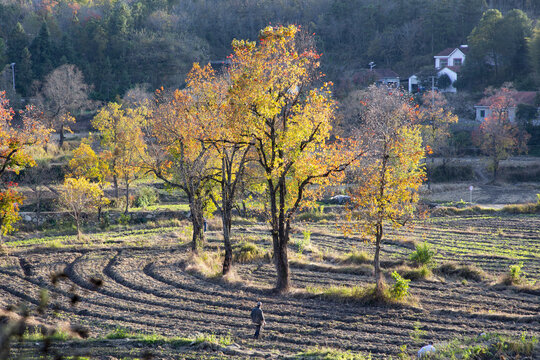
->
[474, 86, 529, 181]
[0, 91, 51, 239]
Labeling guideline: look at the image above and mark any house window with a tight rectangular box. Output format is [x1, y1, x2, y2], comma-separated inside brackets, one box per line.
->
[440, 59, 448, 67]
[453, 59, 462, 66]
[480, 110, 485, 119]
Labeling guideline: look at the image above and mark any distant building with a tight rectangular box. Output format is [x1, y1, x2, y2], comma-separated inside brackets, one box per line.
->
[209, 60, 231, 73]
[474, 91, 540, 124]
[352, 68, 400, 88]
[434, 45, 468, 93]
[408, 75, 419, 93]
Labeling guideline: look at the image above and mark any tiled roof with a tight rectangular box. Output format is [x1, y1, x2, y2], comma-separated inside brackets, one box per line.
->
[435, 46, 468, 57]
[350, 69, 400, 85]
[372, 68, 400, 78]
[435, 47, 455, 57]
[476, 91, 538, 106]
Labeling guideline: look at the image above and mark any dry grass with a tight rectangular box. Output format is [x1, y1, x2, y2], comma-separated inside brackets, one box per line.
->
[435, 262, 488, 282]
[501, 203, 540, 214]
[290, 259, 372, 276]
[339, 249, 371, 265]
[304, 284, 418, 307]
[205, 217, 223, 231]
[395, 265, 433, 281]
[233, 241, 269, 263]
[185, 252, 223, 278]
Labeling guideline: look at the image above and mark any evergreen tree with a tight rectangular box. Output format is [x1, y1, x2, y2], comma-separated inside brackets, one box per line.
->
[17, 47, 33, 96]
[529, 26, 540, 79]
[29, 22, 55, 80]
[8, 23, 29, 64]
[0, 38, 6, 66]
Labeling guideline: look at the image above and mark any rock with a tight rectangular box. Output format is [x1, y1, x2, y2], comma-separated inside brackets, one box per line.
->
[418, 344, 436, 358]
[24, 215, 32, 222]
[328, 195, 351, 204]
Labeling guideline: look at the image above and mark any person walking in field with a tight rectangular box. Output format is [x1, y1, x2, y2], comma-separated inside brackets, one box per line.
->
[251, 301, 265, 339]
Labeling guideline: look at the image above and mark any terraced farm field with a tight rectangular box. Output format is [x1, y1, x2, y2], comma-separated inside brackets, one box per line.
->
[1, 213, 539, 359]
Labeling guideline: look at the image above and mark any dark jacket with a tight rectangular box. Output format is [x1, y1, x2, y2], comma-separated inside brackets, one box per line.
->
[251, 306, 264, 325]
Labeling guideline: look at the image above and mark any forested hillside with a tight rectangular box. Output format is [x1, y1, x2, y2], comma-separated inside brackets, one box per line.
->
[0, 0, 539, 101]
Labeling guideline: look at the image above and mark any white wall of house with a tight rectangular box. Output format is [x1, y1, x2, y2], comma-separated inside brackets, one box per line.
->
[377, 77, 400, 86]
[437, 68, 457, 93]
[434, 48, 466, 69]
[474, 106, 518, 122]
[408, 75, 418, 93]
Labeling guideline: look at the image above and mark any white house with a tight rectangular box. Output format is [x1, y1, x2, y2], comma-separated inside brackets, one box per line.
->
[408, 75, 419, 93]
[474, 91, 539, 124]
[434, 45, 468, 93]
[434, 46, 468, 69]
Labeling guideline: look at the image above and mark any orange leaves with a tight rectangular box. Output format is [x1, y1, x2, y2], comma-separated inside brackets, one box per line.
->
[0, 92, 51, 236]
[0, 186, 24, 236]
[346, 85, 426, 239]
[0, 92, 51, 178]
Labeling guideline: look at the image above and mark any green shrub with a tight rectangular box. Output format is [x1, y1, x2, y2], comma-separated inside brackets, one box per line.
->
[294, 230, 311, 255]
[106, 327, 133, 339]
[118, 213, 131, 226]
[504, 262, 526, 285]
[410, 242, 437, 267]
[135, 186, 159, 208]
[390, 271, 410, 300]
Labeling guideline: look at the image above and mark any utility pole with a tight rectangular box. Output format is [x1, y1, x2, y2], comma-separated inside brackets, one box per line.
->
[10, 63, 15, 92]
[429, 75, 435, 107]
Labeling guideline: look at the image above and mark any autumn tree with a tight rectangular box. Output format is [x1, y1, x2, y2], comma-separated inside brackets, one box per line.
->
[36, 64, 91, 147]
[202, 72, 254, 275]
[60, 177, 106, 241]
[69, 140, 111, 220]
[474, 86, 529, 181]
[142, 69, 219, 253]
[228, 25, 355, 293]
[347, 85, 426, 297]
[92, 103, 146, 213]
[0, 92, 51, 240]
[416, 91, 458, 188]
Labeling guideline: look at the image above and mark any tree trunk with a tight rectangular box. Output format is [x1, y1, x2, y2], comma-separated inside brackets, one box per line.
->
[221, 205, 233, 275]
[76, 216, 81, 241]
[189, 197, 205, 253]
[274, 229, 290, 293]
[59, 124, 65, 148]
[273, 180, 290, 293]
[374, 223, 385, 297]
[35, 186, 41, 228]
[493, 159, 499, 182]
[124, 180, 129, 215]
[113, 175, 119, 199]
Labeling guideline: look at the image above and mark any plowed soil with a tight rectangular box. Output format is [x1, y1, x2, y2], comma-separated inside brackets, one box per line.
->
[1, 214, 539, 359]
